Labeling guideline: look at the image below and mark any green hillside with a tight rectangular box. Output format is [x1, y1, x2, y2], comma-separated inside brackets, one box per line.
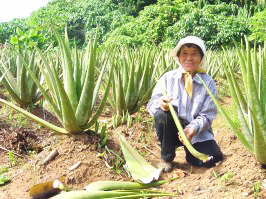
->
[0, 0, 265, 49]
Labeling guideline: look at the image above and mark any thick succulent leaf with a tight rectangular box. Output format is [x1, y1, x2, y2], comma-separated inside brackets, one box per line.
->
[52, 190, 139, 199]
[85, 179, 170, 192]
[198, 75, 253, 152]
[52, 190, 175, 199]
[167, 102, 210, 162]
[118, 134, 162, 184]
[0, 98, 68, 134]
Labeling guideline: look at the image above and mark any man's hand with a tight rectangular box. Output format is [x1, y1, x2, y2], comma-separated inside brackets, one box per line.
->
[179, 127, 196, 143]
[184, 127, 196, 141]
[159, 96, 172, 111]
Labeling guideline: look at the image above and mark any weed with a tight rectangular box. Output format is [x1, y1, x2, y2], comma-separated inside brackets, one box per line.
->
[28, 150, 37, 156]
[100, 146, 125, 175]
[219, 172, 235, 184]
[252, 181, 261, 198]
[7, 151, 17, 167]
[94, 121, 109, 148]
[212, 171, 235, 185]
[134, 112, 143, 124]
[98, 124, 108, 148]
[212, 170, 219, 178]
[111, 112, 133, 128]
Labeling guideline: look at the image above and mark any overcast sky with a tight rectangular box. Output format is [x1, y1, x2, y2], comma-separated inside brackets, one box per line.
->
[0, 0, 51, 22]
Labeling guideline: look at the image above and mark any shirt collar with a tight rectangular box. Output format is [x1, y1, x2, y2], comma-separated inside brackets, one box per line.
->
[177, 67, 204, 85]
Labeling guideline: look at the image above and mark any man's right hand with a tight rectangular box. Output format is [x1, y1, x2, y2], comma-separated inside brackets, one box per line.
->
[160, 96, 172, 111]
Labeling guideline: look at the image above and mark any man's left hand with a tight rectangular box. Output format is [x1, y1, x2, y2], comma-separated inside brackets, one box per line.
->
[184, 127, 196, 141]
[179, 128, 196, 143]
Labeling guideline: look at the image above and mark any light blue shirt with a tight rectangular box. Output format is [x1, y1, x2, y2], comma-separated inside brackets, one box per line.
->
[147, 67, 217, 144]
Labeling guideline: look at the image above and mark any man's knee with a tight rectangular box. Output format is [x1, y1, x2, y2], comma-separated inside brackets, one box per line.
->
[213, 150, 224, 162]
[154, 109, 171, 122]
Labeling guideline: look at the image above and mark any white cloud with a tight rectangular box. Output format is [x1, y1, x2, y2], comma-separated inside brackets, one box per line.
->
[0, 0, 51, 22]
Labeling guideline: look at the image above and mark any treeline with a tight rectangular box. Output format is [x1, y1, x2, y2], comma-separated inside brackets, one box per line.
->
[0, 0, 265, 49]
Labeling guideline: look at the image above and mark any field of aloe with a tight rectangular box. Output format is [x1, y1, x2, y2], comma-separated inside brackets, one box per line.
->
[0, 33, 266, 199]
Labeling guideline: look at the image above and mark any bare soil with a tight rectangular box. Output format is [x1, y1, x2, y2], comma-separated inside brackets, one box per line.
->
[0, 101, 266, 199]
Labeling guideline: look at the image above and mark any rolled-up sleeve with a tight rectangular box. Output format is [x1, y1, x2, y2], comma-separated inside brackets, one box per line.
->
[186, 79, 217, 134]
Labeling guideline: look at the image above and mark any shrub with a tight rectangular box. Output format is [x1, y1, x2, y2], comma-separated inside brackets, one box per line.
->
[105, 1, 186, 47]
[0, 19, 26, 44]
[105, 2, 250, 49]
[249, 8, 266, 42]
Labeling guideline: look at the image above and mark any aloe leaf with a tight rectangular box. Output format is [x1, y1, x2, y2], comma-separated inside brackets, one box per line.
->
[55, 29, 78, 111]
[91, 58, 107, 109]
[85, 179, 173, 192]
[52, 190, 135, 199]
[0, 98, 68, 134]
[198, 75, 253, 152]
[75, 41, 96, 126]
[52, 71, 81, 133]
[0, 78, 24, 106]
[52, 190, 175, 199]
[115, 70, 127, 115]
[224, 63, 253, 145]
[118, 134, 162, 184]
[167, 101, 210, 162]
[24, 52, 62, 119]
[86, 63, 114, 128]
[73, 48, 82, 99]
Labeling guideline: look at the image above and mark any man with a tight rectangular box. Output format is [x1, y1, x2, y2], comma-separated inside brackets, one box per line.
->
[147, 36, 223, 172]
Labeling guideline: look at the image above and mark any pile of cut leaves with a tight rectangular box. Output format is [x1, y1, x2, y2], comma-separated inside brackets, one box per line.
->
[29, 134, 178, 199]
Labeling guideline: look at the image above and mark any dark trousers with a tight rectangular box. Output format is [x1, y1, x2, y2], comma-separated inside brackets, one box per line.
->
[154, 109, 223, 168]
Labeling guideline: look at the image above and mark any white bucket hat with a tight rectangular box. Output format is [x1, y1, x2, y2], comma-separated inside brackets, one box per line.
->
[171, 36, 206, 57]
[171, 36, 206, 68]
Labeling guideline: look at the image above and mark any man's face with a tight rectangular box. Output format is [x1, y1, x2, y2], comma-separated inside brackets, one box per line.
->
[178, 46, 202, 72]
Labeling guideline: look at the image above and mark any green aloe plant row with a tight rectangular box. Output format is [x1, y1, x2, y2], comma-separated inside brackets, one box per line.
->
[200, 39, 266, 165]
[0, 48, 42, 107]
[205, 49, 240, 80]
[0, 31, 113, 134]
[108, 47, 168, 116]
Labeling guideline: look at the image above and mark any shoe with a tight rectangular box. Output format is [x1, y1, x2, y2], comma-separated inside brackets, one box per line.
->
[160, 160, 173, 172]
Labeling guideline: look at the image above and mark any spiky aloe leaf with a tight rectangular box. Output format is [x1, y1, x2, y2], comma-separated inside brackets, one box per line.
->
[0, 98, 68, 134]
[85, 179, 175, 192]
[167, 101, 211, 162]
[52, 190, 176, 199]
[118, 134, 162, 184]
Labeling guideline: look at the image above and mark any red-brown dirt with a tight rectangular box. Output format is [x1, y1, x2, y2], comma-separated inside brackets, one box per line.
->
[0, 102, 266, 199]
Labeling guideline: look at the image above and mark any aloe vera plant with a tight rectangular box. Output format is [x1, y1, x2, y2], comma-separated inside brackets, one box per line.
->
[205, 49, 240, 81]
[108, 47, 167, 116]
[0, 48, 42, 107]
[0, 31, 113, 134]
[200, 39, 266, 165]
